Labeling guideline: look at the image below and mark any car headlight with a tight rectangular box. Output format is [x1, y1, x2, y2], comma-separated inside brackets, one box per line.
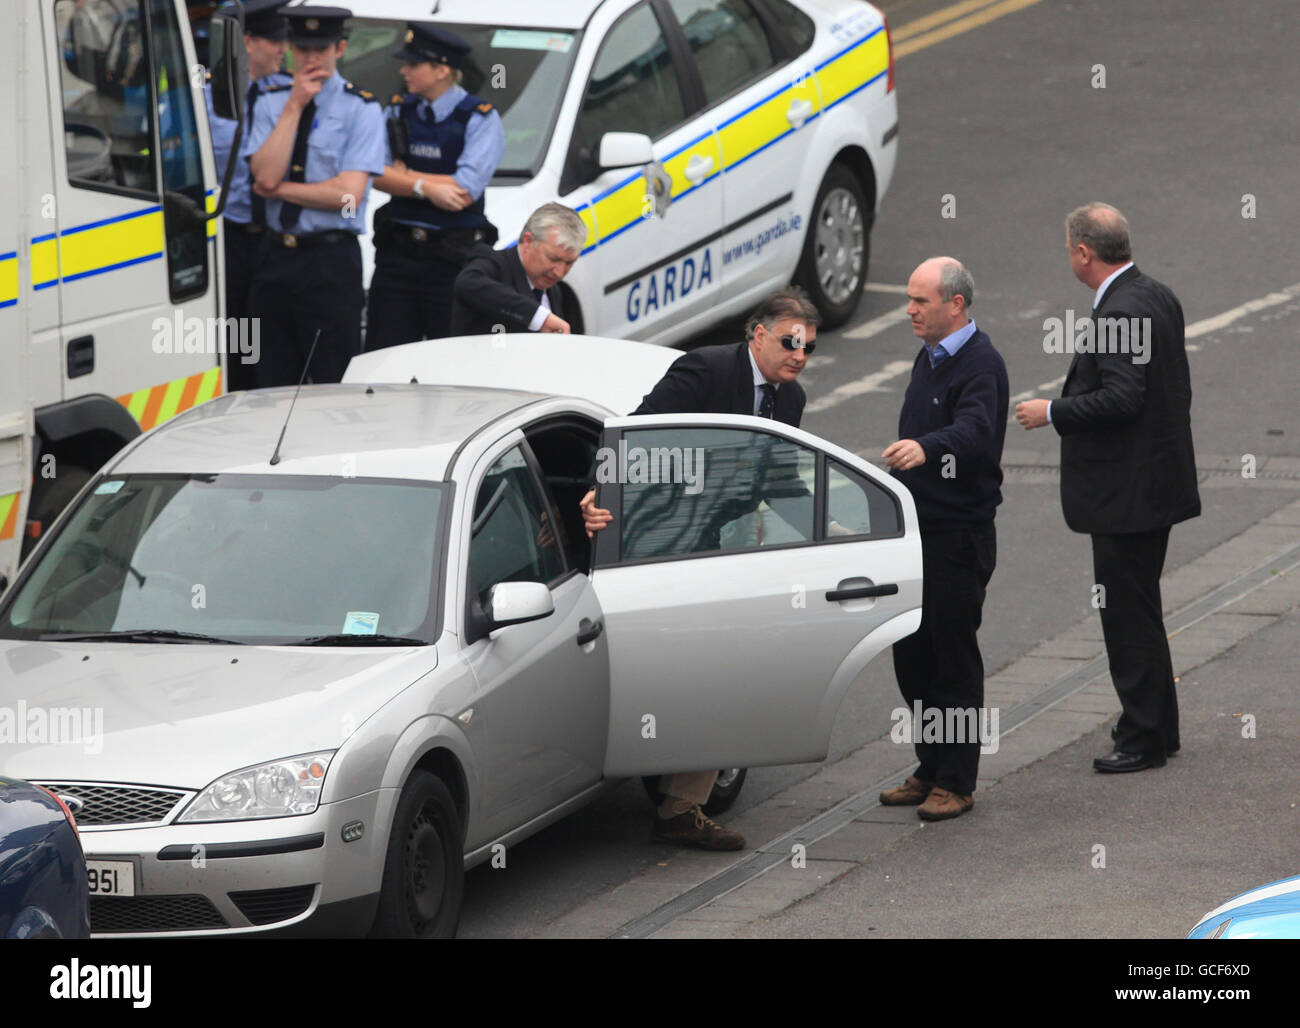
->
[178, 752, 335, 822]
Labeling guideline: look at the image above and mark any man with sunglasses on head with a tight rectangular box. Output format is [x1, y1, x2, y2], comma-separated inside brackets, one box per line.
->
[879, 257, 1008, 823]
[578, 286, 821, 851]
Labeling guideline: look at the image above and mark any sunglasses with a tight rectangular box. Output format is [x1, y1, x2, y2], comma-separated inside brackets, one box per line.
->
[776, 334, 815, 356]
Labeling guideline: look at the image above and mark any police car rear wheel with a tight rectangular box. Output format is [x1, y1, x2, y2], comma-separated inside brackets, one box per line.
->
[796, 163, 868, 329]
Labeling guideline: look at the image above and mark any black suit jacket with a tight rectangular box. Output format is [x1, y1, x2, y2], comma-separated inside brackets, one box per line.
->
[1053, 265, 1200, 534]
[448, 244, 565, 336]
[633, 341, 805, 426]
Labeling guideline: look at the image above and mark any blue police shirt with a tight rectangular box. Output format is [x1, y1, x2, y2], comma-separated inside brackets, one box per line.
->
[242, 72, 387, 234]
[382, 84, 505, 203]
[205, 72, 292, 225]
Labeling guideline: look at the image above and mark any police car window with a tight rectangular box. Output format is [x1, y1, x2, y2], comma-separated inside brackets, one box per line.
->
[667, 0, 776, 106]
[825, 460, 902, 539]
[468, 447, 566, 605]
[614, 427, 814, 561]
[337, 20, 578, 175]
[574, 2, 687, 158]
[55, 0, 158, 194]
[759, 0, 815, 54]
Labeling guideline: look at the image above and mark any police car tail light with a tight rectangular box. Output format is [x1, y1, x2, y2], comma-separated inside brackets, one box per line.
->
[884, 15, 896, 93]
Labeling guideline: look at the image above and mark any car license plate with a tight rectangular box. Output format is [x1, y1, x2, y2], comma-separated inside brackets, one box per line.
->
[87, 860, 135, 896]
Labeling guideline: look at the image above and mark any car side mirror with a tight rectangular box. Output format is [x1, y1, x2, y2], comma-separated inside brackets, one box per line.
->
[487, 581, 554, 632]
[598, 132, 654, 170]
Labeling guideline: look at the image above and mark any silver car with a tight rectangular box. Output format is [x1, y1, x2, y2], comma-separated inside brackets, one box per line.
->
[0, 336, 921, 937]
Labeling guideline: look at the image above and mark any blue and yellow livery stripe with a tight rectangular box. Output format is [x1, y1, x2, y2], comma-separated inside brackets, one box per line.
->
[815, 24, 889, 111]
[0, 250, 17, 309]
[716, 74, 821, 172]
[30, 207, 165, 291]
[206, 190, 218, 239]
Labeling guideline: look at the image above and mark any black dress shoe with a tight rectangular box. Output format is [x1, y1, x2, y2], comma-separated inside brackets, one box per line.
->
[1110, 724, 1179, 756]
[1094, 750, 1167, 773]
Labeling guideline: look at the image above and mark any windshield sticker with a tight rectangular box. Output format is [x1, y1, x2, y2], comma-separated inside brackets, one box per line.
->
[490, 29, 573, 53]
[342, 611, 380, 635]
[94, 480, 126, 495]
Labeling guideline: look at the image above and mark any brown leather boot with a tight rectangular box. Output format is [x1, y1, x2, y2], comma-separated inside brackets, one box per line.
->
[917, 787, 974, 821]
[652, 805, 745, 850]
[878, 775, 934, 806]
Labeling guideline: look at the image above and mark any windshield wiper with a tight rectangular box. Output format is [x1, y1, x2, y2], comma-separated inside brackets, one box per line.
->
[293, 634, 429, 647]
[45, 629, 246, 644]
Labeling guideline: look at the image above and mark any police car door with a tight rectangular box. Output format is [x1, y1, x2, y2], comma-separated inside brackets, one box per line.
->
[561, 0, 723, 340]
[666, 0, 825, 300]
[589, 413, 923, 777]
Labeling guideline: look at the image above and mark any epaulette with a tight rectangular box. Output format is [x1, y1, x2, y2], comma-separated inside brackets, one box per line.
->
[391, 93, 404, 105]
[204, 69, 211, 82]
[344, 80, 379, 103]
[263, 82, 292, 93]
[475, 102, 494, 115]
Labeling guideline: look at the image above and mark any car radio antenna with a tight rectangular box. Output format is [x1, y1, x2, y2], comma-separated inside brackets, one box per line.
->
[270, 329, 322, 466]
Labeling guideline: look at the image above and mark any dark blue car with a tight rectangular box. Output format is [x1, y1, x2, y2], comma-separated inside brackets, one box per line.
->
[0, 776, 90, 939]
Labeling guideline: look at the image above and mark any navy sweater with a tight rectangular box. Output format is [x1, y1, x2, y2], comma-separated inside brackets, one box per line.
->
[891, 329, 1009, 527]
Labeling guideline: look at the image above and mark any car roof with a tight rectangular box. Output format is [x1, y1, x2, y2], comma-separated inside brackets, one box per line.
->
[283, 0, 605, 31]
[110, 384, 553, 482]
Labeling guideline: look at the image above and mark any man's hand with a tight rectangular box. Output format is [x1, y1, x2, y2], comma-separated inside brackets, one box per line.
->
[541, 312, 571, 334]
[288, 69, 328, 110]
[427, 178, 472, 210]
[1015, 399, 1050, 430]
[580, 487, 611, 538]
[882, 439, 926, 471]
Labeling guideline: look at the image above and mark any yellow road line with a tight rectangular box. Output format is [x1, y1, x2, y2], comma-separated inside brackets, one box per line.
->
[891, 0, 1007, 42]
[894, 0, 1043, 58]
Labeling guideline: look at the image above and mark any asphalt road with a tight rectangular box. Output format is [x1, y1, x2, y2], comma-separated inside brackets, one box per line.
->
[458, 0, 1299, 938]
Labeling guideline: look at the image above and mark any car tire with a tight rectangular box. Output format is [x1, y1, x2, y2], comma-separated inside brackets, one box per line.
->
[794, 162, 869, 329]
[370, 771, 463, 939]
[641, 768, 748, 817]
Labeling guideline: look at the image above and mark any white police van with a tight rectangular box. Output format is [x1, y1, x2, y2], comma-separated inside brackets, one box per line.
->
[313, 0, 899, 343]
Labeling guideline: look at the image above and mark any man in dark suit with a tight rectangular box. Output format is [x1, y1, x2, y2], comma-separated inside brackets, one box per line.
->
[581, 287, 821, 849]
[1016, 203, 1200, 773]
[446, 202, 583, 336]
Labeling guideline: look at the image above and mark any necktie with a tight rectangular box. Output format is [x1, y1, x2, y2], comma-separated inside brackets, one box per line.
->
[532, 288, 544, 303]
[277, 99, 316, 231]
[758, 383, 777, 419]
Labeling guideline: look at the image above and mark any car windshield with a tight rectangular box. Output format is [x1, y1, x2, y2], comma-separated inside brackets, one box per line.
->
[335, 19, 580, 175]
[0, 475, 445, 644]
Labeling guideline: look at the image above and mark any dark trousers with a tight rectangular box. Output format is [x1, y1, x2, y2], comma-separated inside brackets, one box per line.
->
[1092, 527, 1179, 757]
[222, 224, 265, 393]
[891, 520, 997, 795]
[365, 244, 459, 350]
[247, 236, 363, 388]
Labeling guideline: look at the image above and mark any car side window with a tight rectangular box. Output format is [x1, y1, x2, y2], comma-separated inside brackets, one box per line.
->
[573, 2, 686, 163]
[825, 460, 902, 538]
[667, 0, 777, 107]
[614, 427, 814, 560]
[468, 447, 566, 604]
[759, 0, 816, 55]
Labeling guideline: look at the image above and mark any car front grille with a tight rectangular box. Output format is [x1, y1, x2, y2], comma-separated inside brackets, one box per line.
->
[229, 885, 317, 925]
[91, 894, 228, 933]
[34, 781, 190, 826]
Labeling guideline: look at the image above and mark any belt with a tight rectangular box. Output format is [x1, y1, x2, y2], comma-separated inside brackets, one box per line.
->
[224, 219, 266, 236]
[377, 220, 487, 262]
[269, 230, 356, 249]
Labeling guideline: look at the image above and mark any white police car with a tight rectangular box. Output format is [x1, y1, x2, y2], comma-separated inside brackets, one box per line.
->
[315, 0, 899, 341]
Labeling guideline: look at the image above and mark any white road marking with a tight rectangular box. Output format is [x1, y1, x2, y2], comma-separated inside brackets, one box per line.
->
[842, 303, 911, 339]
[864, 282, 910, 294]
[806, 359, 915, 413]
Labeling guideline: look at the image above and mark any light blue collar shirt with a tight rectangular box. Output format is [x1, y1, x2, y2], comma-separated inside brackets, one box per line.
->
[926, 318, 977, 369]
[1093, 262, 1134, 310]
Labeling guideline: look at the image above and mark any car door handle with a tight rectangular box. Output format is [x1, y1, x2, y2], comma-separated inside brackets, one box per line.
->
[786, 98, 813, 127]
[825, 583, 899, 601]
[577, 618, 604, 646]
[684, 153, 714, 184]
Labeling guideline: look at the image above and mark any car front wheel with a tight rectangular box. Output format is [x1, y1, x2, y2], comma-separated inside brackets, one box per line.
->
[370, 771, 463, 939]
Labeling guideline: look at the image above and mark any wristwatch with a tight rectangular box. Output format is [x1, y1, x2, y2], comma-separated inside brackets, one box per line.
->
[412, 177, 426, 199]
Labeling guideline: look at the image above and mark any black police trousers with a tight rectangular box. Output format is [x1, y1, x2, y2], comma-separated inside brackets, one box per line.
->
[364, 243, 460, 350]
[222, 223, 266, 392]
[247, 235, 364, 388]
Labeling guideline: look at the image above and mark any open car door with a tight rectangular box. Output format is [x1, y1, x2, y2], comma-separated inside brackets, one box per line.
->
[591, 414, 923, 777]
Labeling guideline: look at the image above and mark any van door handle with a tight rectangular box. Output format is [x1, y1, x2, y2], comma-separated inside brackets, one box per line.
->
[67, 335, 95, 379]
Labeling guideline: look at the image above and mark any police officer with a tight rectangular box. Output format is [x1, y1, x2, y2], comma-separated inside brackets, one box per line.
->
[203, 0, 291, 392]
[244, 6, 386, 387]
[365, 23, 505, 349]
